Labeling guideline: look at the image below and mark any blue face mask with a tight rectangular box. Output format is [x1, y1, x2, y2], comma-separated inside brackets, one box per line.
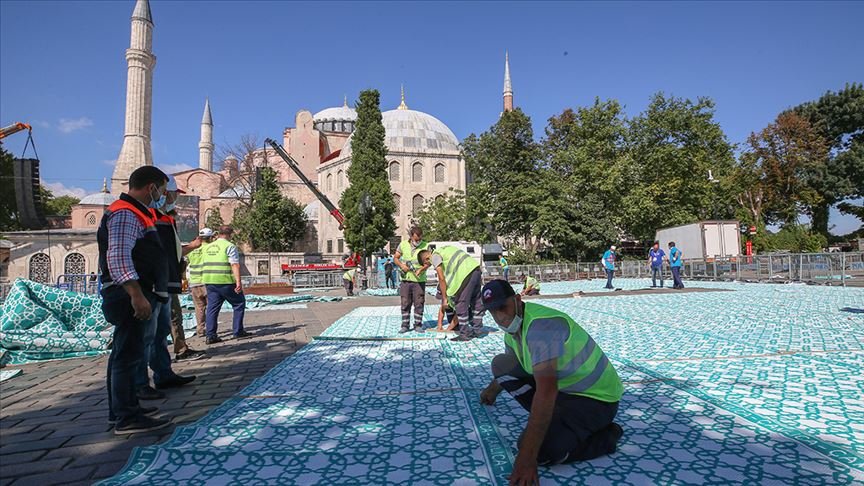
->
[148, 186, 166, 209]
[162, 202, 176, 213]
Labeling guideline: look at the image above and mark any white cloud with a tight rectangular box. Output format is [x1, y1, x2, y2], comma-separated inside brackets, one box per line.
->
[57, 117, 94, 134]
[42, 181, 89, 199]
[160, 163, 195, 174]
[34, 120, 52, 129]
[102, 158, 117, 167]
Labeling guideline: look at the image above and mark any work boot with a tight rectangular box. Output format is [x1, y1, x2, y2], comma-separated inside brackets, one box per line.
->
[114, 415, 171, 435]
[155, 375, 196, 390]
[175, 349, 206, 362]
[398, 327, 411, 334]
[108, 406, 158, 425]
[205, 335, 222, 345]
[137, 385, 165, 400]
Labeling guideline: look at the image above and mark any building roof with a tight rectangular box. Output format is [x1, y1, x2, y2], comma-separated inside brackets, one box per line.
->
[313, 99, 357, 122]
[304, 201, 319, 221]
[78, 179, 117, 206]
[341, 108, 460, 158]
[132, 0, 152, 23]
[202, 98, 213, 125]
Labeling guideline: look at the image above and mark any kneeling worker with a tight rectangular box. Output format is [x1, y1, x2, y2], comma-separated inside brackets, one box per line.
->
[343, 266, 357, 296]
[479, 280, 623, 484]
[418, 246, 485, 342]
[520, 274, 541, 296]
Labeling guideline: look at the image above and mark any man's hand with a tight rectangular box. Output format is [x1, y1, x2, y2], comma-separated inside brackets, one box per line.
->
[480, 383, 501, 405]
[131, 293, 152, 321]
[235, 283, 243, 294]
[509, 453, 539, 486]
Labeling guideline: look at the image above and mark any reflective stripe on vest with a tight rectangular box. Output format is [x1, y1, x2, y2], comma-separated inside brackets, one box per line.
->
[343, 269, 356, 280]
[200, 239, 235, 285]
[398, 240, 428, 283]
[187, 247, 204, 285]
[504, 302, 623, 403]
[434, 246, 480, 297]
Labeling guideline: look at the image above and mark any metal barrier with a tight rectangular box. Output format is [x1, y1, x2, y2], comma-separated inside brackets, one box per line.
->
[55, 274, 101, 294]
[291, 271, 344, 289]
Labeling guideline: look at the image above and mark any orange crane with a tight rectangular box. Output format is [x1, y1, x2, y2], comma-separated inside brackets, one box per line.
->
[0, 122, 32, 140]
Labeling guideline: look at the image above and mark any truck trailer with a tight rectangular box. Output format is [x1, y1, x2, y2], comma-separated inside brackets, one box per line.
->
[654, 221, 741, 260]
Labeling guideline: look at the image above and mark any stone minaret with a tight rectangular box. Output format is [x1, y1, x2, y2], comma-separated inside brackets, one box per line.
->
[503, 51, 513, 113]
[112, 0, 156, 195]
[199, 98, 214, 171]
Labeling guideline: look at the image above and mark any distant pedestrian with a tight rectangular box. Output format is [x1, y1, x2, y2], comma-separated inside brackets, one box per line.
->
[384, 257, 395, 289]
[500, 255, 510, 281]
[343, 267, 357, 296]
[668, 241, 685, 289]
[647, 241, 665, 288]
[602, 245, 617, 289]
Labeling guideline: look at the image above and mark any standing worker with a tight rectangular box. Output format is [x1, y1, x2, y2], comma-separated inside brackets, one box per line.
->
[98, 166, 171, 434]
[500, 254, 510, 282]
[418, 245, 485, 342]
[384, 256, 395, 289]
[602, 245, 617, 290]
[393, 226, 430, 333]
[520, 274, 541, 296]
[647, 241, 665, 288]
[479, 280, 624, 483]
[202, 226, 250, 344]
[343, 266, 358, 296]
[668, 241, 685, 289]
[187, 228, 215, 337]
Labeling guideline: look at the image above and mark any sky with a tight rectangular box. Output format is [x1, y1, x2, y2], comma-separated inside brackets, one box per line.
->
[1, 0, 862, 234]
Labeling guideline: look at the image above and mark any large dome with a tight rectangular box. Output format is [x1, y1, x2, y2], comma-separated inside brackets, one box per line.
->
[313, 105, 357, 122]
[341, 109, 460, 158]
[79, 191, 117, 206]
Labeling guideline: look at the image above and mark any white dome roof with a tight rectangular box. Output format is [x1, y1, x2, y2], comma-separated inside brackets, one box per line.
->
[303, 201, 319, 221]
[313, 105, 357, 122]
[341, 109, 460, 158]
[78, 191, 117, 206]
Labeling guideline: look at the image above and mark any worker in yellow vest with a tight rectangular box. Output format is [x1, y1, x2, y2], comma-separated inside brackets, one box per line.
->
[201, 226, 249, 344]
[186, 227, 215, 337]
[343, 267, 358, 296]
[418, 245, 484, 342]
[479, 280, 624, 483]
[393, 226, 430, 333]
[520, 275, 541, 296]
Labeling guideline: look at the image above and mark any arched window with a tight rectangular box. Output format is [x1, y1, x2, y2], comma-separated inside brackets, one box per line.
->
[393, 194, 401, 216]
[64, 253, 86, 275]
[412, 194, 425, 214]
[29, 253, 51, 283]
[326, 173, 333, 191]
[389, 161, 400, 181]
[412, 162, 423, 182]
[434, 163, 446, 183]
[86, 212, 97, 226]
[337, 170, 344, 189]
[435, 194, 445, 204]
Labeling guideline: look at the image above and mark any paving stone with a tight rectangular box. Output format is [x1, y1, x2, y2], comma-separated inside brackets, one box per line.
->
[0, 457, 71, 479]
[0, 449, 47, 466]
[11, 465, 96, 486]
[0, 437, 68, 455]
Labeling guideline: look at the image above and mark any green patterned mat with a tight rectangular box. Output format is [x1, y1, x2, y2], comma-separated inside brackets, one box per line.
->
[101, 283, 864, 484]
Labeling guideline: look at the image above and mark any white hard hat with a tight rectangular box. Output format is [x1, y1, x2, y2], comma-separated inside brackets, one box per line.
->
[199, 228, 215, 237]
[610, 245, 617, 250]
[165, 174, 185, 194]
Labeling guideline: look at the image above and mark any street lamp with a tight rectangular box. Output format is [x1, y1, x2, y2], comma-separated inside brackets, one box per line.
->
[359, 192, 373, 289]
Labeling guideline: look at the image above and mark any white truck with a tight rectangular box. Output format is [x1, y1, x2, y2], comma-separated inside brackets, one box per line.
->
[654, 221, 741, 260]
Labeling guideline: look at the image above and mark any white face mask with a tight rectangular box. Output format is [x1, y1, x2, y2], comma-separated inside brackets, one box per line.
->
[501, 314, 522, 334]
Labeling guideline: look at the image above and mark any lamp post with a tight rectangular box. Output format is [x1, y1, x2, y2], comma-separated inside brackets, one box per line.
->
[359, 192, 372, 289]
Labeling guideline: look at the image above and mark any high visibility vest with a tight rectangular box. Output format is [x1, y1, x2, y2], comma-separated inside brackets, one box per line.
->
[505, 302, 623, 403]
[200, 238, 236, 285]
[398, 240, 428, 283]
[187, 247, 204, 285]
[343, 268, 357, 281]
[434, 246, 480, 297]
[526, 276, 540, 290]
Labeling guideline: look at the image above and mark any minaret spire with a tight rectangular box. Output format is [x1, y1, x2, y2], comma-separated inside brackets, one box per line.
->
[503, 50, 514, 113]
[199, 98, 214, 171]
[397, 84, 409, 110]
[112, 0, 156, 194]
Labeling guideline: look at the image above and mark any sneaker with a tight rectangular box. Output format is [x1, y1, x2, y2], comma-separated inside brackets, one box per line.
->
[413, 327, 424, 333]
[108, 406, 158, 425]
[205, 335, 222, 345]
[398, 328, 411, 334]
[137, 385, 166, 400]
[154, 375, 196, 390]
[450, 335, 474, 342]
[233, 331, 253, 339]
[114, 415, 171, 435]
[175, 349, 207, 362]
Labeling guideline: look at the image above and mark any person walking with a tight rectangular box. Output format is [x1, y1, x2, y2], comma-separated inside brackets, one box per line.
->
[98, 166, 171, 434]
[202, 226, 249, 344]
[343, 266, 357, 296]
[668, 241, 685, 289]
[186, 228, 215, 337]
[393, 226, 430, 333]
[418, 245, 485, 342]
[384, 257, 395, 289]
[479, 280, 624, 482]
[601, 245, 617, 289]
[500, 254, 510, 282]
[647, 241, 665, 288]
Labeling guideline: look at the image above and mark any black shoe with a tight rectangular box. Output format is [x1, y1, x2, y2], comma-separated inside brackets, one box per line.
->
[137, 385, 166, 400]
[398, 328, 411, 334]
[205, 335, 222, 345]
[233, 331, 252, 339]
[114, 415, 171, 435]
[154, 375, 196, 390]
[450, 335, 473, 342]
[108, 406, 158, 424]
[413, 327, 424, 333]
[175, 349, 207, 362]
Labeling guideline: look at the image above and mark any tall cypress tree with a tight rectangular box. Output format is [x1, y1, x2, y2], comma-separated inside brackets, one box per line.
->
[340, 89, 396, 257]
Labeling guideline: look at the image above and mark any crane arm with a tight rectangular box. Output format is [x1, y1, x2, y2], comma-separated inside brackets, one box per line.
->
[0, 122, 32, 140]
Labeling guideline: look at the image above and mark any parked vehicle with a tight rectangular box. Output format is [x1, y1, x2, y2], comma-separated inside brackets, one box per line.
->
[655, 221, 741, 260]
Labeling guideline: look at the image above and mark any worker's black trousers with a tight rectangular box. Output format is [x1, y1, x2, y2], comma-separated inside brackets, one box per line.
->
[491, 353, 621, 464]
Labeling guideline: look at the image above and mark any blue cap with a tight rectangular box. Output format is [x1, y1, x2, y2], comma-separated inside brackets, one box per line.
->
[481, 279, 515, 311]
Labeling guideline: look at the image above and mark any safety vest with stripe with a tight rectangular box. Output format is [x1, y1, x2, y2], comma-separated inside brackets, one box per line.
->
[187, 247, 204, 286]
[505, 302, 623, 403]
[398, 240, 429, 283]
[525, 276, 540, 290]
[200, 238, 236, 285]
[343, 268, 357, 281]
[433, 246, 480, 298]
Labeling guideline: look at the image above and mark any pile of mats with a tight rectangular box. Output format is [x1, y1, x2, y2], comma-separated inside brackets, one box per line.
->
[102, 281, 863, 484]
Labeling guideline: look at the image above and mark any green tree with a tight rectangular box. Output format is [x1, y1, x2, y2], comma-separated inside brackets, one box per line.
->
[622, 93, 736, 242]
[789, 83, 864, 236]
[205, 207, 224, 230]
[43, 194, 80, 216]
[0, 145, 21, 230]
[232, 167, 307, 251]
[339, 90, 397, 257]
[414, 189, 490, 242]
[541, 99, 629, 260]
[462, 109, 547, 256]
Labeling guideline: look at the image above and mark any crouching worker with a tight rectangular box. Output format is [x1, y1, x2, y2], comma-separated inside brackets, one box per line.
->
[479, 280, 624, 484]
[520, 275, 541, 296]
